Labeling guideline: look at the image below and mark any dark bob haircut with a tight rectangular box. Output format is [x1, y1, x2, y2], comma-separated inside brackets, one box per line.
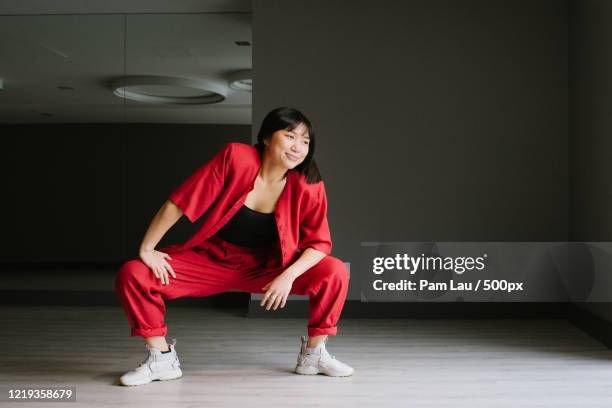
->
[254, 106, 322, 184]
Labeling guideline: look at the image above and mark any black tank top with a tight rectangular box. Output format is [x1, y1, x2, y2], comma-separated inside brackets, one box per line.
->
[213, 205, 279, 248]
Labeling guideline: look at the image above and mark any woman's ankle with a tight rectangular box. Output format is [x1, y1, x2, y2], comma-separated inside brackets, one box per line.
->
[145, 336, 169, 352]
[307, 335, 328, 348]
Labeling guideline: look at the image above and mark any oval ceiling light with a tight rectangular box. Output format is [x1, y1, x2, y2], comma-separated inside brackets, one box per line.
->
[228, 70, 252, 92]
[111, 76, 227, 104]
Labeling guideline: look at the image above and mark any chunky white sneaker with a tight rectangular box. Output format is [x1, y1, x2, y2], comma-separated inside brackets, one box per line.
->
[118, 338, 182, 386]
[294, 335, 354, 377]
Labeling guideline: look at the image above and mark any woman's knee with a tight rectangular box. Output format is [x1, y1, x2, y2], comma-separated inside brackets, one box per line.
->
[321, 256, 349, 287]
[115, 259, 149, 290]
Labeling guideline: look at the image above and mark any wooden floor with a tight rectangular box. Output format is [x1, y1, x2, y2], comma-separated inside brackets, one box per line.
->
[2, 305, 612, 407]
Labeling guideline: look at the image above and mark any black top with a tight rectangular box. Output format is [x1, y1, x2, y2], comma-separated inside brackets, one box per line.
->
[213, 205, 279, 248]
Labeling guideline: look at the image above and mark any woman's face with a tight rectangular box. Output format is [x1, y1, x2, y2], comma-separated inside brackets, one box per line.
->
[264, 122, 310, 170]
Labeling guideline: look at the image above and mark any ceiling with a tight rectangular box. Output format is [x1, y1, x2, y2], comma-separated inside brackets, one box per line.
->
[0, 1, 252, 124]
[0, 0, 251, 14]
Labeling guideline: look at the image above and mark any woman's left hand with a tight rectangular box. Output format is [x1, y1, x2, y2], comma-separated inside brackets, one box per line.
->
[261, 272, 295, 310]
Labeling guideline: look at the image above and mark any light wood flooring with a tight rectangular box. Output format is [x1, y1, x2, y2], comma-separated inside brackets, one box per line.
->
[2, 305, 612, 407]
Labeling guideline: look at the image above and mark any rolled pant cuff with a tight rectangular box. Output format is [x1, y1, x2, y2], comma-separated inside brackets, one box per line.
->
[308, 326, 337, 337]
[130, 326, 168, 338]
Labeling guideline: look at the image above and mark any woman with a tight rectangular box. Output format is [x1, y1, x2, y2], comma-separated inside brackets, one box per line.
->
[115, 107, 354, 386]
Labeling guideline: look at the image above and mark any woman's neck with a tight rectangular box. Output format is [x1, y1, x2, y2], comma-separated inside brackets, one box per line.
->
[259, 155, 288, 185]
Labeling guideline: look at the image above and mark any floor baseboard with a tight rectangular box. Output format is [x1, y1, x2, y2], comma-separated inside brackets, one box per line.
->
[3, 289, 610, 350]
[567, 303, 612, 349]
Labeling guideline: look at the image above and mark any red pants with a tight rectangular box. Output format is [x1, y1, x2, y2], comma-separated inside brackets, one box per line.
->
[115, 235, 349, 338]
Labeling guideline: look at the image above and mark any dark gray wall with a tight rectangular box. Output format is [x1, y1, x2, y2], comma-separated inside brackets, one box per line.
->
[1, 123, 251, 265]
[253, 0, 569, 300]
[570, 0, 612, 321]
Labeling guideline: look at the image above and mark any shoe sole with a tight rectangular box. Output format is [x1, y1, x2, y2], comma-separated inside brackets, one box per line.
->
[294, 365, 354, 377]
[119, 368, 183, 386]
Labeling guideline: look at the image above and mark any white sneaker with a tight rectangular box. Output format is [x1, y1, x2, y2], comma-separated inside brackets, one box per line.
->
[294, 335, 354, 377]
[118, 338, 182, 386]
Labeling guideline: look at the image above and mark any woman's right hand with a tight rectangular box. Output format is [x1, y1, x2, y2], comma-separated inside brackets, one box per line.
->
[139, 249, 176, 285]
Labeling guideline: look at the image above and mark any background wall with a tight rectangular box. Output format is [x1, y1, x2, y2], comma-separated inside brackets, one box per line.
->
[569, 0, 612, 321]
[7, 1, 607, 324]
[253, 0, 569, 300]
[1, 123, 251, 264]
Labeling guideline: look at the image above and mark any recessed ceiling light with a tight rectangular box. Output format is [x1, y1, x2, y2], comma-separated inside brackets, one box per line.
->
[228, 70, 252, 92]
[111, 76, 227, 105]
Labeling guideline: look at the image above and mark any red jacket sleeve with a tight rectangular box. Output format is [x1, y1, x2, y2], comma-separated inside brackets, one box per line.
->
[168, 143, 233, 222]
[298, 181, 332, 255]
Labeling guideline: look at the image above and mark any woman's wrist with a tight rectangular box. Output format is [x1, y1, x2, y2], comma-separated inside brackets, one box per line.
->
[282, 267, 300, 280]
[139, 246, 155, 254]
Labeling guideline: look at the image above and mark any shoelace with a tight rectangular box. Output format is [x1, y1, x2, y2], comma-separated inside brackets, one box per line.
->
[136, 344, 154, 363]
[323, 349, 337, 360]
[302, 347, 336, 360]
[137, 339, 177, 367]
[135, 339, 177, 368]
[135, 349, 155, 369]
[300, 336, 338, 360]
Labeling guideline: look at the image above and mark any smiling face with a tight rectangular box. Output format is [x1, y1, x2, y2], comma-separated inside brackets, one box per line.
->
[263, 122, 310, 170]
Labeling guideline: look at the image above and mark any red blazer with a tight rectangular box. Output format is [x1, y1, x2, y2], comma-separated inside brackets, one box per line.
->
[160, 142, 332, 268]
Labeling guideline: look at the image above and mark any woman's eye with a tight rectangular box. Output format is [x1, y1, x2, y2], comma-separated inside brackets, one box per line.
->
[286, 134, 294, 138]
